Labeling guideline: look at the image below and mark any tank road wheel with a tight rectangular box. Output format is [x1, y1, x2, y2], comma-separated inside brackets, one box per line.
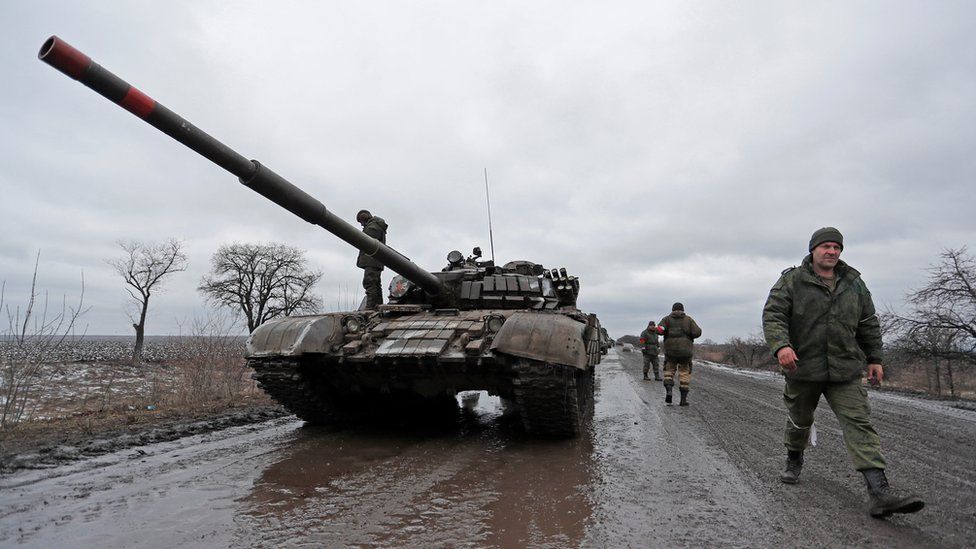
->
[249, 357, 335, 424]
[511, 358, 594, 437]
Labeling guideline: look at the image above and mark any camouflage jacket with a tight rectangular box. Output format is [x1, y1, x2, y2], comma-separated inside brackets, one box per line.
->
[639, 328, 660, 355]
[762, 256, 883, 382]
[658, 311, 702, 359]
[356, 216, 388, 270]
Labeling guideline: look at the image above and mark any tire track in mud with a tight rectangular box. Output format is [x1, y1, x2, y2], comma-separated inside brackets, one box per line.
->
[585, 351, 778, 547]
[858, 392, 976, 547]
[616, 352, 971, 548]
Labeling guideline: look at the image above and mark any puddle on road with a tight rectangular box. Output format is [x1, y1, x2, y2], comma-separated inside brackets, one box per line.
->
[233, 390, 595, 547]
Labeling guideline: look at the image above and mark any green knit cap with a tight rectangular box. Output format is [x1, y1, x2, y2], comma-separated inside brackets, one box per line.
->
[809, 227, 844, 251]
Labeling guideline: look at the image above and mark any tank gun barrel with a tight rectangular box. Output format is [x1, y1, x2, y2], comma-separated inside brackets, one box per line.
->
[39, 36, 443, 295]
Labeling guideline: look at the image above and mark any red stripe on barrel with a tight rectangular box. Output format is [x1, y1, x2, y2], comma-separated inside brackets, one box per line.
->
[40, 37, 91, 80]
[120, 87, 155, 119]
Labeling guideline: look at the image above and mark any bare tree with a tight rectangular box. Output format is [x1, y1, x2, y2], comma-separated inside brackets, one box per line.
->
[889, 248, 976, 363]
[198, 242, 323, 332]
[2, 253, 88, 429]
[107, 239, 188, 362]
[887, 247, 976, 396]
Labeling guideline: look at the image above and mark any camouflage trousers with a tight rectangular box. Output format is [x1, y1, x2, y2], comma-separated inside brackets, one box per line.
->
[642, 353, 660, 378]
[362, 267, 383, 309]
[663, 355, 692, 389]
[783, 378, 886, 471]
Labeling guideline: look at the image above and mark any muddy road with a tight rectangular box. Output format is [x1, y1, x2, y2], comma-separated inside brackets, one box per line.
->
[2, 349, 973, 547]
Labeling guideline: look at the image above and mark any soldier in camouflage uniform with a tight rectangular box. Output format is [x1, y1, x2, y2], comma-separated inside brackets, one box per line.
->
[659, 303, 702, 406]
[639, 321, 662, 381]
[763, 227, 923, 518]
[356, 209, 388, 309]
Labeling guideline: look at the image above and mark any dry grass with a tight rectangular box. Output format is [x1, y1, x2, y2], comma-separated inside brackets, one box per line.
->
[695, 348, 729, 363]
[2, 315, 269, 433]
[883, 356, 976, 400]
[1, 358, 270, 426]
[165, 335, 258, 407]
[0, 346, 275, 461]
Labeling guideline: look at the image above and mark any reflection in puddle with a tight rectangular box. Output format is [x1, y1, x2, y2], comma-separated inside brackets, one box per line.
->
[235, 390, 593, 547]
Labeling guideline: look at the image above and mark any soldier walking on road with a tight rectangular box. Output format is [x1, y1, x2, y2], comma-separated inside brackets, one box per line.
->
[763, 227, 924, 518]
[356, 209, 388, 309]
[660, 303, 702, 406]
[639, 321, 662, 380]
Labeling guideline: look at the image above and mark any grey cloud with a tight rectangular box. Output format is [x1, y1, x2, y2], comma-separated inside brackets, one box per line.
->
[1, 1, 974, 341]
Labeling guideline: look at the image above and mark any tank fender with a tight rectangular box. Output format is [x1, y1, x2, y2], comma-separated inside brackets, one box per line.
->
[490, 312, 587, 369]
[245, 315, 343, 358]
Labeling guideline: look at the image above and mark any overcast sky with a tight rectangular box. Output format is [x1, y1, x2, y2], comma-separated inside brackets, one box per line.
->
[2, 1, 974, 342]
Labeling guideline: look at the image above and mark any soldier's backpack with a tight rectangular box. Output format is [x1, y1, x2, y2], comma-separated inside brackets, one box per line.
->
[661, 315, 694, 358]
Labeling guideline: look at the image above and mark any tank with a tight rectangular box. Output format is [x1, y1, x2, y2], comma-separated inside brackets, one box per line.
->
[40, 36, 603, 436]
[599, 327, 612, 355]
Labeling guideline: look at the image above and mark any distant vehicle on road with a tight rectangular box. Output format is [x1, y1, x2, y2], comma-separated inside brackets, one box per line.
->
[621, 343, 636, 353]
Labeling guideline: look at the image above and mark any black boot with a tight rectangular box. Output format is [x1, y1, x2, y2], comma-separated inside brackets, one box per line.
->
[643, 371, 649, 380]
[664, 383, 673, 404]
[653, 370, 662, 381]
[862, 468, 924, 518]
[679, 388, 689, 406]
[780, 450, 803, 484]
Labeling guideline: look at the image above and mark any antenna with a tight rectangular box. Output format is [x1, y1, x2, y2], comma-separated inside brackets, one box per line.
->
[484, 168, 496, 263]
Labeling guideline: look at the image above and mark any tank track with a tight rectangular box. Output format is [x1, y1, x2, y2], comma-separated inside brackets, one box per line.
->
[250, 357, 460, 426]
[511, 359, 595, 437]
[252, 355, 595, 435]
[248, 357, 335, 423]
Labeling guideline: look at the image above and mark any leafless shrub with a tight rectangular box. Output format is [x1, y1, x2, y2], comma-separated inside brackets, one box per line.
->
[726, 332, 777, 370]
[1, 253, 88, 429]
[166, 311, 255, 407]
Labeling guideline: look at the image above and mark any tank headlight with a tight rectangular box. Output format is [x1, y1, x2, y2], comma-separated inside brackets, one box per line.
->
[390, 275, 414, 298]
[485, 315, 505, 333]
[345, 317, 362, 333]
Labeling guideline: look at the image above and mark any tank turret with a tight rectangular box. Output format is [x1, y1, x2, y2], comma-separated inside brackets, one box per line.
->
[40, 36, 603, 436]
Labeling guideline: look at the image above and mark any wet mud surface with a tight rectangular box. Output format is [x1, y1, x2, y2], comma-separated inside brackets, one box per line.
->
[1, 349, 973, 547]
[0, 405, 287, 473]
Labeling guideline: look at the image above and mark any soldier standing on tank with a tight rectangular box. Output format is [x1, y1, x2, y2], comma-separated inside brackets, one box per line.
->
[639, 321, 662, 381]
[659, 303, 702, 405]
[762, 227, 924, 518]
[356, 209, 388, 309]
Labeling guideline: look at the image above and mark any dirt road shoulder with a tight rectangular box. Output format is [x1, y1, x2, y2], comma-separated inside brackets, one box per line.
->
[1, 398, 288, 473]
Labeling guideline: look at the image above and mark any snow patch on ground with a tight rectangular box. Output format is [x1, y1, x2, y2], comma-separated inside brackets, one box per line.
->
[697, 360, 780, 381]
